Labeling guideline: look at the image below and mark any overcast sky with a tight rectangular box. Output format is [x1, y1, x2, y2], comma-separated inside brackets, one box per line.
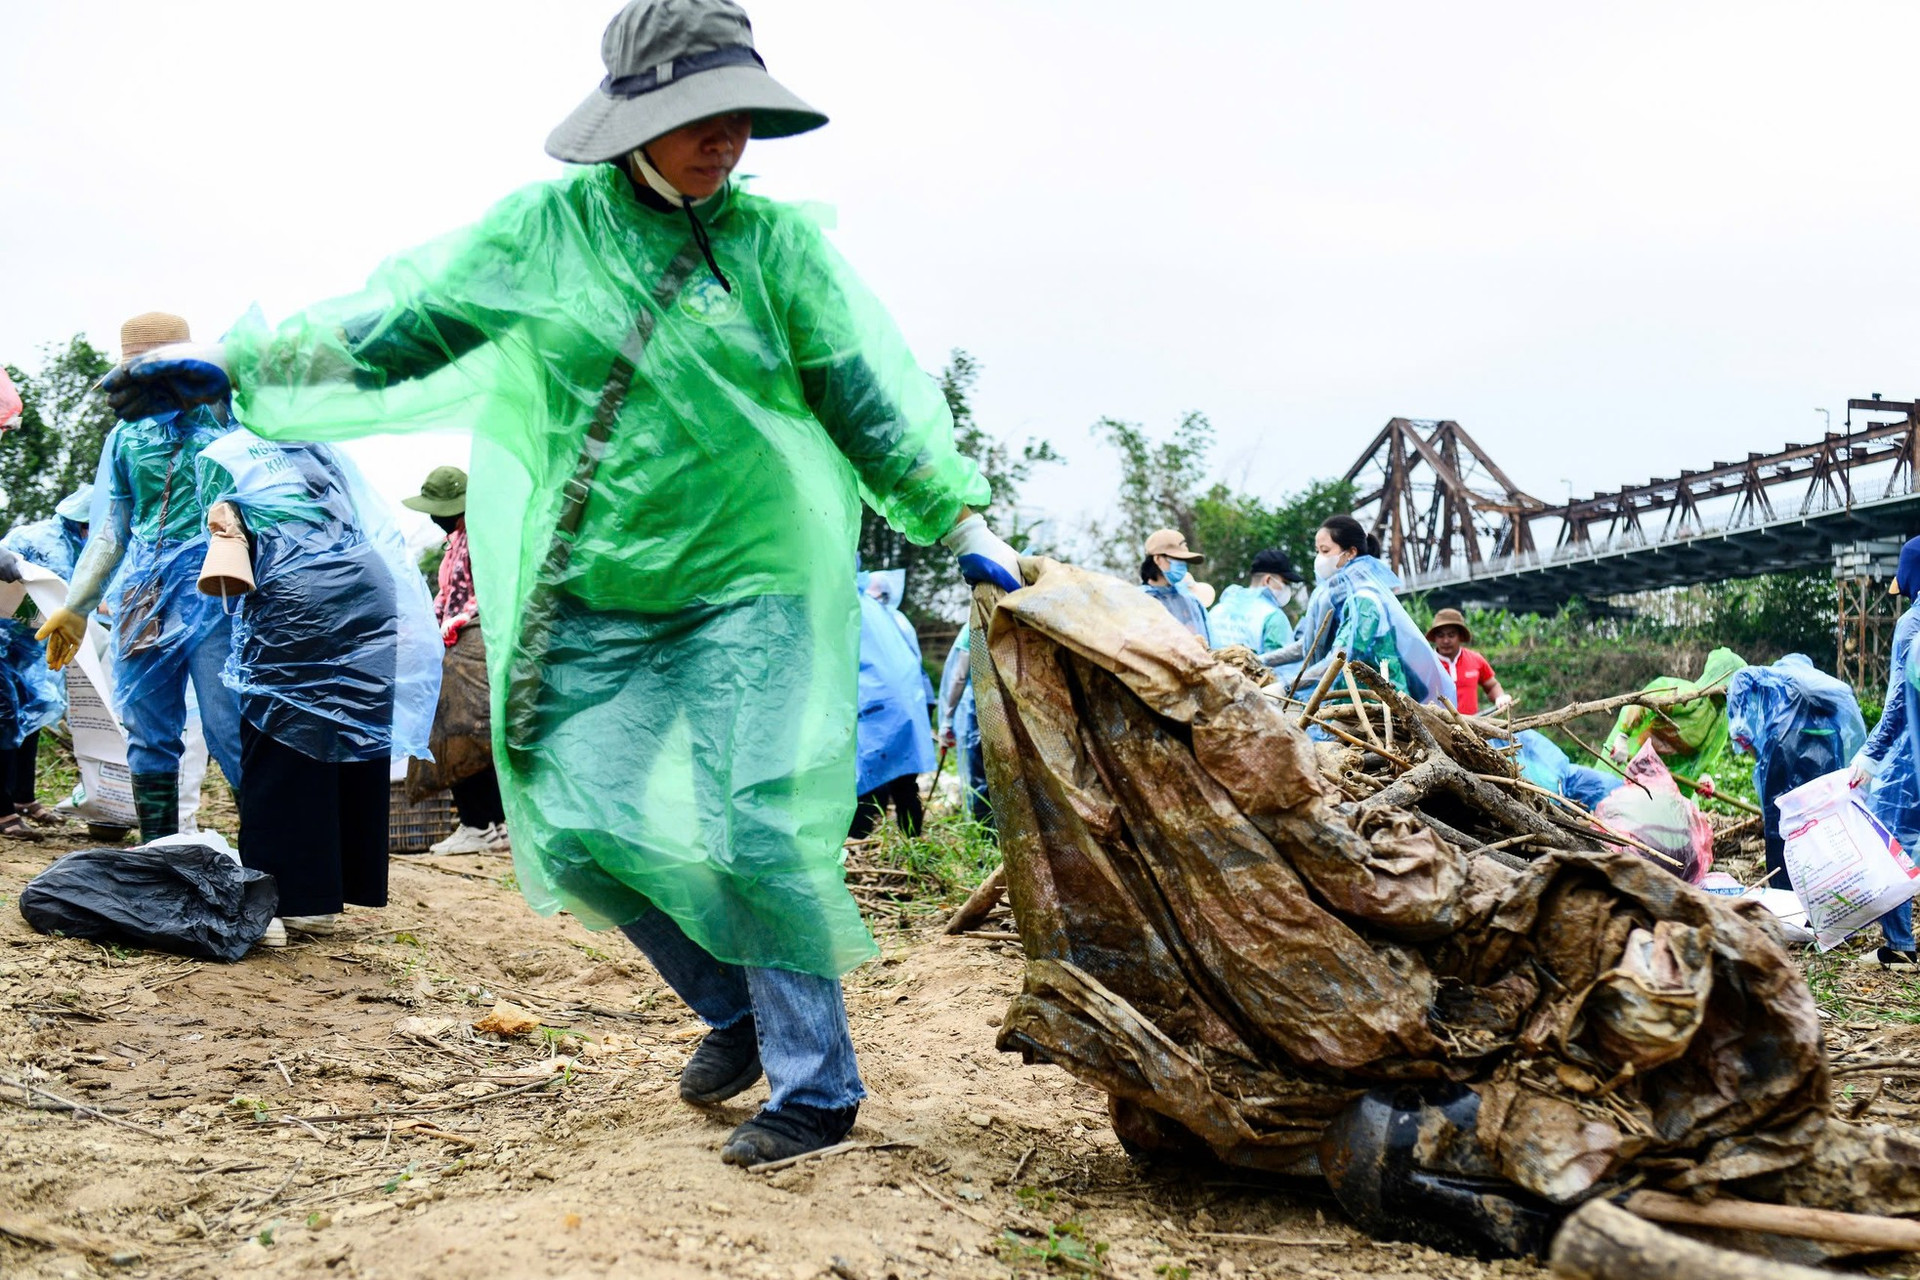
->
[5, 1, 1919, 544]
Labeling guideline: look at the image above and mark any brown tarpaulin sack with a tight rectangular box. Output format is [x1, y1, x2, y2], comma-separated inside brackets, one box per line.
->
[405, 625, 493, 802]
[968, 557, 1915, 1221]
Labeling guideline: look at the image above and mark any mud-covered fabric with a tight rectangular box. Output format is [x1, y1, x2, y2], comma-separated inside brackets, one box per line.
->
[972, 558, 1830, 1208]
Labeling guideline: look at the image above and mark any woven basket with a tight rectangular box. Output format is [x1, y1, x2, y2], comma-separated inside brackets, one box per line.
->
[389, 781, 456, 854]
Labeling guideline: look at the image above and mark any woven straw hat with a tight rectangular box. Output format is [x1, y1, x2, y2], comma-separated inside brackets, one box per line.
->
[120, 312, 191, 361]
[546, 0, 826, 164]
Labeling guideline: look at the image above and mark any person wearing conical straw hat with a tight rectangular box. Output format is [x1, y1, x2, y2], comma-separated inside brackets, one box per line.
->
[103, 0, 1022, 1166]
[37, 313, 246, 843]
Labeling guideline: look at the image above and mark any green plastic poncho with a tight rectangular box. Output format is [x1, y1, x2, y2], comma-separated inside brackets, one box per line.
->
[1597, 646, 1746, 786]
[225, 165, 989, 976]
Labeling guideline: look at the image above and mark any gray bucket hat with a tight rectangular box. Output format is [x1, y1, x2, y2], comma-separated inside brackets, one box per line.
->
[546, 0, 827, 164]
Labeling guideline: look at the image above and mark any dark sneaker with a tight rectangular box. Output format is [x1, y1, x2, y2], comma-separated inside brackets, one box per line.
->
[1878, 947, 1919, 968]
[720, 1103, 858, 1168]
[680, 1017, 762, 1104]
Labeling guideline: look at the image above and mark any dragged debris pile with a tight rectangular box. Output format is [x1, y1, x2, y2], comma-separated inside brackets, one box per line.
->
[969, 558, 1920, 1263]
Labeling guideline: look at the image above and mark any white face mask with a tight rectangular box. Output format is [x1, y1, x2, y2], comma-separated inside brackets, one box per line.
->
[1313, 552, 1341, 583]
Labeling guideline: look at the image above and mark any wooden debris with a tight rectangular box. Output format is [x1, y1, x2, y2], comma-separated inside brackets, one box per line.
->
[1625, 1189, 1920, 1252]
[1552, 1198, 1834, 1280]
[945, 864, 1007, 935]
[0, 1210, 132, 1260]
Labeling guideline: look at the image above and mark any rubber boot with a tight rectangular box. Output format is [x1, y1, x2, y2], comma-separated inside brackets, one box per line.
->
[129, 772, 180, 845]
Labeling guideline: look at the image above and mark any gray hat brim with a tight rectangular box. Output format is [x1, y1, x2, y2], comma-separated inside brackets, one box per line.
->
[546, 64, 827, 164]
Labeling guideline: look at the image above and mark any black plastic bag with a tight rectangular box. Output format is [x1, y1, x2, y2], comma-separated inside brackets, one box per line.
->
[19, 844, 278, 962]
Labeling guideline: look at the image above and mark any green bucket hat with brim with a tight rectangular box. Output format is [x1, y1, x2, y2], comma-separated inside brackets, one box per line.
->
[545, 0, 827, 165]
[403, 465, 468, 517]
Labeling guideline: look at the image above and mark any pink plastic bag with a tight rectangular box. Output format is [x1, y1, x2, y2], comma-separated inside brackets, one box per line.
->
[1593, 742, 1714, 883]
[0, 368, 20, 429]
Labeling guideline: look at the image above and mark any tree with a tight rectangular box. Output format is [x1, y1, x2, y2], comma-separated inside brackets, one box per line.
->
[3, 336, 116, 524]
[1080, 411, 1214, 574]
[1192, 476, 1358, 587]
[857, 349, 1061, 620]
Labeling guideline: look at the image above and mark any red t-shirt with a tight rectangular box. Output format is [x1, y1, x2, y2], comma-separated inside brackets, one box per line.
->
[1440, 649, 1495, 714]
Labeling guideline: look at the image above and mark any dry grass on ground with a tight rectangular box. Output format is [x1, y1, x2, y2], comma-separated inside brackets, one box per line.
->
[1, 810, 1917, 1279]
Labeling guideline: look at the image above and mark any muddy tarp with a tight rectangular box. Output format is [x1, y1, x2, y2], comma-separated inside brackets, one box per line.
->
[971, 559, 1895, 1216]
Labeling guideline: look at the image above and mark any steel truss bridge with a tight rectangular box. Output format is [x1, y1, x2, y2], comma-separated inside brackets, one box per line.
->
[1343, 400, 1920, 612]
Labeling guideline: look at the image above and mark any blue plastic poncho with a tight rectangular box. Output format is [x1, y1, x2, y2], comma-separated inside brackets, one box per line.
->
[70, 407, 236, 722]
[222, 164, 988, 976]
[939, 623, 979, 752]
[865, 567, 934, 707]
[1143, 582, 1212, 643]
[1859, 605, 1920, 849]
[1729, 655, 1865, 802]
[1730, 653, 1865, 882]
[1208, 583, 1293, 652]
[1513, 729, 1624, 812]
[1293, 557, 1449, 705]
[4, 506, 88, 583]
[194, 430, 440, 763]
[856, 585, 936, 795]
[0, 498, 92, 748]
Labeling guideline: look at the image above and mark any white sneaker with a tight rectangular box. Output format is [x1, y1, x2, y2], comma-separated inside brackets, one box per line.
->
[282, 914, 343, 936]
[484, 822, 512, 853]
[258, 918, 287, 949]
[430, 824, 493, 855]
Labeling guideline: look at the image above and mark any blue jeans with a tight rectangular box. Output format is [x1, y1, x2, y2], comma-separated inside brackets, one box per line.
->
[1883, 901, 1915, 952]
[619, 907, 865, 1113]
[121, 614, 244, 785]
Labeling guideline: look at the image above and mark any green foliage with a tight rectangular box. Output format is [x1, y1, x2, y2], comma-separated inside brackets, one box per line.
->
[418, 540, 445, 598]
[857, 350, 1061, 621]
[860, 808, 1001, 914]
[4, 336, 116, 524]
[1693, 572, 1836, 659]
[999, 1216, 1110, 1273]
[1193, 475, 1358, 586]
[1081, 411, 1213, 573]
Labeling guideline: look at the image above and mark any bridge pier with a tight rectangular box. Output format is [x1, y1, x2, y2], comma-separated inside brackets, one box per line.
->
[1834, 539, 1905, 694]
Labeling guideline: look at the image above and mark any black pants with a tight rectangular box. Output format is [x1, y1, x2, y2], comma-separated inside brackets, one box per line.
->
[848, 775, 924, 841]
[1760, 733, 1846, 888]
[449, 765, 505, 829]
[239, 719, 390, 917]
[3, 730, 38, 806]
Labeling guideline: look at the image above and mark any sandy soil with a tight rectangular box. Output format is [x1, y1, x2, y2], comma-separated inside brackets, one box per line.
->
[2, 809, 1913, 1280]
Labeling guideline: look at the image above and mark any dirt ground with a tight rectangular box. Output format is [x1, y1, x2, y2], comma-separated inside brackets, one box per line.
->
[4, 807, 1919, 1280]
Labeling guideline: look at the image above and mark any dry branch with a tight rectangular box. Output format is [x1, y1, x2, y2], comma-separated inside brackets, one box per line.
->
[945, 864, 1007, 934]
[1552, 1198, 1834, 1280]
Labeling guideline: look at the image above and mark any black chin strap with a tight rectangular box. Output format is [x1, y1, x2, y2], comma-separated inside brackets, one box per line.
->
[680, 198, 732, 294]
[638, 146, 731, 294]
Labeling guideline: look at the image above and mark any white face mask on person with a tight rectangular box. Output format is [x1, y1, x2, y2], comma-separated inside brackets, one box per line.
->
[1313, 552, 1342, 583]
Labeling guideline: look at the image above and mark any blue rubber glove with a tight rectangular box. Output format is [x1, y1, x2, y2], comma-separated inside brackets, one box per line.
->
[942, 513, 1022, 592]
[100, 343, 231, 421]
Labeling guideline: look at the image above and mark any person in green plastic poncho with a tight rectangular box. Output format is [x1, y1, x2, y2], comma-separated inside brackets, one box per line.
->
[104, 0, 1021, 1167]
[1597, 647, 1746, 789]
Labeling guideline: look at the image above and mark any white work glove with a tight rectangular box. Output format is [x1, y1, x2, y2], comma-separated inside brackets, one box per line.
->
[943, 513, 1021, 592]
[1851, 754, 1882, 789]
[1493, 692, 1514, 712]
[101, 342, 231, 420]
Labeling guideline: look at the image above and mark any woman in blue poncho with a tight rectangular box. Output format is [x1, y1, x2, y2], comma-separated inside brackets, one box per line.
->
[1850, 536, 1920, 967]
[1282, 515, 1449, 705]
